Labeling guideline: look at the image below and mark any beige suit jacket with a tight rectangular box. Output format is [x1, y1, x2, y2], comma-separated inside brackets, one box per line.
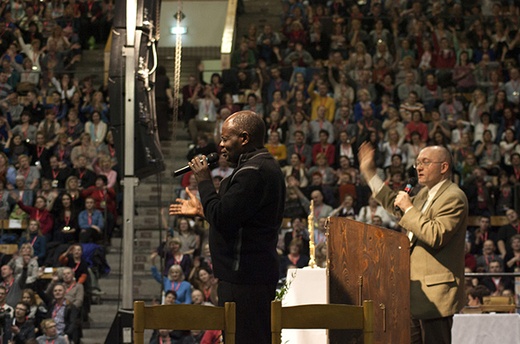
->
[376, 180, 468, 319]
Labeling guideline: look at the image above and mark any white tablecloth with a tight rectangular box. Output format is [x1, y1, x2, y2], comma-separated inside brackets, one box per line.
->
[452, 314, 520, 344]
[282, 267, 328, 344]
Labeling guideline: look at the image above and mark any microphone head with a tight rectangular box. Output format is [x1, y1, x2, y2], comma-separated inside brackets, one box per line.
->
[206, 152, 219, 164]
[407, 177, 418, 187]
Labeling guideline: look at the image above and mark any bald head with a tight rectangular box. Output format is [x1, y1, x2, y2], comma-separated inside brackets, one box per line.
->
[424, 146, 453, 172]
[225, 110, 266, 148]
[415, 145, 453, 188]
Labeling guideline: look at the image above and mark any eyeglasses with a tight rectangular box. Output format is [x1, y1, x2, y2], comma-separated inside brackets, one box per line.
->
[413, 160, 444, 169]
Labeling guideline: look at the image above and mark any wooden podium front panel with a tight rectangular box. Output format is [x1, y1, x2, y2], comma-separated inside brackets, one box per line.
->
[328, 217, 411, 344]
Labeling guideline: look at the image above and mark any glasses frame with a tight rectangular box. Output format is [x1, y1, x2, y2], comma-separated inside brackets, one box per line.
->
[413, 160, 444, 169]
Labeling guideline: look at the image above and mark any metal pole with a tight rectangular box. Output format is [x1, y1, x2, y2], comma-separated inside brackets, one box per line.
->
[121, 0, 138, 310]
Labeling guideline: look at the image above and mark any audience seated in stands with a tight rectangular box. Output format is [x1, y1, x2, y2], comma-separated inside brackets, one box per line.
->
[6, 1, 520, 335]
[0, 3, 120, 339]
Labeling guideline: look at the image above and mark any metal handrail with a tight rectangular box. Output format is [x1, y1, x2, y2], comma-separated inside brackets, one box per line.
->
[465, 272, 520, 277]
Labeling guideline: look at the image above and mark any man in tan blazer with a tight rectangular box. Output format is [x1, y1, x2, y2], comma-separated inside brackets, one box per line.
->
[359, 143, 468, 344]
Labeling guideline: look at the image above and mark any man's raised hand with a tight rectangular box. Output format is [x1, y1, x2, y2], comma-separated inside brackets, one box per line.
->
[169, 187, 204, 217]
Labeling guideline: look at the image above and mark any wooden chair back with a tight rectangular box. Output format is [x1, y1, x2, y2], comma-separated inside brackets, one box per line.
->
[490, 216, 509, 227]
[0, 244, 18, 255]
[481, 295, 516, 313]
[270, 300, 374, 344]
[133, 301, 236, 344]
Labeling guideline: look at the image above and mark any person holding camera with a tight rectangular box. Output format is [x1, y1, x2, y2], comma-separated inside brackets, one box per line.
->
[3, 301, 35, 344]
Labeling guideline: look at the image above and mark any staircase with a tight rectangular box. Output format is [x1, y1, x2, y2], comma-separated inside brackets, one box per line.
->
[79, 126, 192, 343]
[75, 45, 195, 342]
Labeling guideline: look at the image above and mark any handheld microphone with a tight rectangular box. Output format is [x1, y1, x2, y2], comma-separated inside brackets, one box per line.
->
[173, 152, 219, 177]
[394, 177, 417, 213]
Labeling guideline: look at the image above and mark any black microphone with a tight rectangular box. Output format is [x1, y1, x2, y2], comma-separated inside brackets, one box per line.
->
[173, 152, 219, 177]
[394, 177, 418, 213]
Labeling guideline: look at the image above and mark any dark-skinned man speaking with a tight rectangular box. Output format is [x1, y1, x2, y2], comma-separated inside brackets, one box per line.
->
[170, 110, 285, 344]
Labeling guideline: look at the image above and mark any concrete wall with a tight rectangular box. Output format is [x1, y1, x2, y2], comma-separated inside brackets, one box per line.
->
[159, 1, 228, 48]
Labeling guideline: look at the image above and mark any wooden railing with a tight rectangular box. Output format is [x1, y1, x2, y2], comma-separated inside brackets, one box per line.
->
[466, 216, 509, 228]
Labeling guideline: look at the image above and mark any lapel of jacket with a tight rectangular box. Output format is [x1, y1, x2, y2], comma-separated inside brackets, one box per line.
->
[422, 180, 452, 214]
[409, 181, 452, 249]
[412, 187, 429, 213]
[407, 189, 427, 249]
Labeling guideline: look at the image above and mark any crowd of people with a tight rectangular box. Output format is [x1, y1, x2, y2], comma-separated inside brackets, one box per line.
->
[0, 0, 115, 343]
[152, 2, 520, 341]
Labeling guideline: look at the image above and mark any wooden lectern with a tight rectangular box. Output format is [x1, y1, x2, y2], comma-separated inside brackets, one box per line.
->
[328, 217, 410, 343]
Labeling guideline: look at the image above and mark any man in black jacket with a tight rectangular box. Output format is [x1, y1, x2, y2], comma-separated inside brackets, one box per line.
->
[170, 110, 285, 344]
[4, 302, 35, 344]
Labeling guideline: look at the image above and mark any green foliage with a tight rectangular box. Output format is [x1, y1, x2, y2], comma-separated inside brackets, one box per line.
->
[275, 270, 296, 301]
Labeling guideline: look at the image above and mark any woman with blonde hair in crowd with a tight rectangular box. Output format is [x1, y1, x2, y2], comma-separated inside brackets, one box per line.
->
[81, 91, 109, 122]
[151, 236, 192, 278]
[151, 263, 192, 304]
[309, 153, 336, 186]
[468, 89, 489, 127]
[94, 155, 117, 189]
[265, 131, 287, 166]
[315, 242, 328, 268]
[373, 40, 394, 68]
[8, 243, 39, 286]
[380, 128, 406, 169]
[353, 88, 375, 121]
[47, 26, 72, 53]
[63, 175, 83, 209]
[348, 42, 372, 70]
